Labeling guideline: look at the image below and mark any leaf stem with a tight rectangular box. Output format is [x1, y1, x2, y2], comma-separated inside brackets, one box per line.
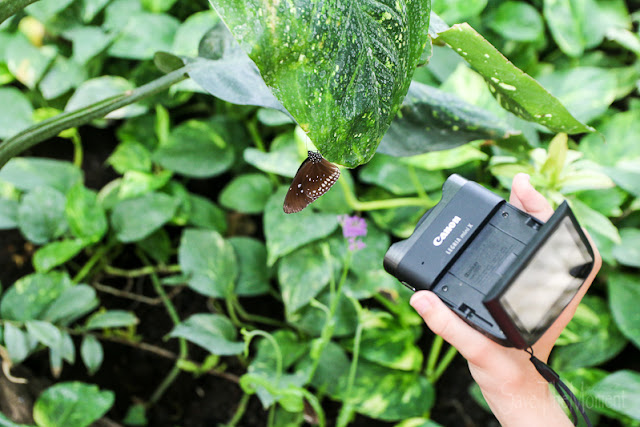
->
[338, 177, 433, 211]
[0, 66, 190, 169]
[226, 392, 251, 427]
[242, 330, 283, 381]
[104, 264, 181, 278]
[425, 335, 443, 379]
[138, 251, 188, 405]
[0, 0, 39, 24]
[231, 296, 287, 328]
[430, 345, 458, 384]
[71, 132, 83, 168]
[337, 297, 363, 427]
[73, 240, 116, 283]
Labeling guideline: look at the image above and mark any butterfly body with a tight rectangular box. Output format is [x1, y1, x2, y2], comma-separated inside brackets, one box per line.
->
[283, 151, 340, 214]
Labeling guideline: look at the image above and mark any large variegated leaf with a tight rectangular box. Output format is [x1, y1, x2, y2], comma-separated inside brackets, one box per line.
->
[210, 0, 431, 167]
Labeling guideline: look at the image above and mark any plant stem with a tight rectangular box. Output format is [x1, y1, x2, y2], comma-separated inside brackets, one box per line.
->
[430, 345, 458, 384]
[104, 264, 181, 278]
[92, 281, 183, 306]
[232, 297, 287, 328]
[73, 240, 116, 283]
[337, 298, 363, 427]
[71, 132, 83, 168]
[139, 252, 188, 405]
[0, 66, 190, 169]
[338, 177, 433, 211]
[425, 335, 444, 379]
[246, 118, 280, 186]
[0, 0, 39, 24]
[226, 392, 251, 427]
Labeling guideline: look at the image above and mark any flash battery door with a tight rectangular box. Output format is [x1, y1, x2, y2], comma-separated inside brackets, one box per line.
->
[483, 201, 595, 349]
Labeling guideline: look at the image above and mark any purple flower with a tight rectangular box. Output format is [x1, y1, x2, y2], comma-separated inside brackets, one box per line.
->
[338, 215, 367, 238]
[338, 215, 367, 251]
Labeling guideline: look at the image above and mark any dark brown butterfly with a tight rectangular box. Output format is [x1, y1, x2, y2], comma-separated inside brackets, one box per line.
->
[283, 151, 340, 214]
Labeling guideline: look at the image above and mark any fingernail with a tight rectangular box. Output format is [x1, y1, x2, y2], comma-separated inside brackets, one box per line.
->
[410, 292, 431, 315]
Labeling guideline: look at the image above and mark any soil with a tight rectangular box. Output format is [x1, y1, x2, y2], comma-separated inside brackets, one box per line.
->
[0, 128, 630, 427]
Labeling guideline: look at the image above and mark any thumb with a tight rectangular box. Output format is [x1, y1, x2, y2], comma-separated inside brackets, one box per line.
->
[410, 291, 499, 365]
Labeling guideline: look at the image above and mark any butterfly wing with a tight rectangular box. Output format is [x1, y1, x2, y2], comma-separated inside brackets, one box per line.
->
[283, 156, 340, 214]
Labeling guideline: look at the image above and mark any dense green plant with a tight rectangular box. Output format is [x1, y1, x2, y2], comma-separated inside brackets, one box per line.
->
[0, 0, 638, 426]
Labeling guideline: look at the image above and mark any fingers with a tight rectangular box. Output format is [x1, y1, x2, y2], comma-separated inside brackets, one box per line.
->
[509, 173, 554, 221]
[410, 291, 502, 365]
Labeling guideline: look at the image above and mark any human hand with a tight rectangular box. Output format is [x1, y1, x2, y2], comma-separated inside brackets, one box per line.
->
[410, 173, 602, 427]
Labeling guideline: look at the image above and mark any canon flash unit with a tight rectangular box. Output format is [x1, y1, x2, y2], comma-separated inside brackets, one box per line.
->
[383, 174, 595, 349]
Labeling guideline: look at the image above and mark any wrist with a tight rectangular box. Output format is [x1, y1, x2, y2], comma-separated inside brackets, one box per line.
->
[478, 376, 572, 427]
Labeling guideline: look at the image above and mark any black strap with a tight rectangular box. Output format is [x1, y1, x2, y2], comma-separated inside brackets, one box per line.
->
[525, 348, 592, 427]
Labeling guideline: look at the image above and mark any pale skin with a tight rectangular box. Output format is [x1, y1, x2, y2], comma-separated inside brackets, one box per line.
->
[410, 173, 602, 427]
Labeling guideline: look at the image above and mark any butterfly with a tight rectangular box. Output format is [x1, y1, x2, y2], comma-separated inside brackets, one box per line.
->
[283, 151, 340, 214]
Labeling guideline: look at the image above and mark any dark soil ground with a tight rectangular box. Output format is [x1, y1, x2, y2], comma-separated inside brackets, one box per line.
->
[1, 129, 632, 426]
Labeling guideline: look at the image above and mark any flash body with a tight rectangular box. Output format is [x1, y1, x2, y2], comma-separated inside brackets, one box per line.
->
[383, 174, 595, 349]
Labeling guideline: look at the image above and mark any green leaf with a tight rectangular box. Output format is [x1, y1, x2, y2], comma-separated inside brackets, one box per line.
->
[18, 186, 68, 244]
[348, 310, 422, 371]
[340, 360, 435, 421]
[117, 170, 173, 200]
[0, 272, 73, 321]
[80, 335, 103, 375]
[137, 228, 172, 264]
[575, 187, 627, 218]
[579, 110, 640, 166]
[359, 154, 444, 195]
[186, 193, 227, 233]
[110, 192, 179, 243]
[65, 184, 108, 242]
[543, 0, 603, 57]
[569, 198, 620, 244]
[122, 403, 147, 427]
[552, 296, 627, 371]
[400, 142, 488, 171]
[153, 119, 235, 178]
[65, 76, 147, 119]
[264, 187, 340, 265]
[487, 1, 543, 42]
[108, 12, 180, 60]
[0, 158, 82, 193]
[178, 229, 238, 298]
[229, 237, 270, 297]
[296, 291, 358, 338]
[25, 0, 75, 21]
[26, 320, 62, 350]
[107, 142, 153, 174]
[172, 10, 219, 57]
[432, 0, 486, 24]
[81, 0, 112, 22]
[219, 174, 272, 214]
[4, 323, 34, 364]
[5, 33, 55, 89]
[257, 108, 295, 127]
[588, 370, 640, 420]
[609, 273, 640, 350]
[378, 82, 519, 156]
[243, 132, 302, 178]
[169, 314, 244, 355]
[187, 23, 288, 113]
[42, 285, 98, 326]
[437, 23, 593, 134]
[33, 382, 114, 427]
[38, 57, 87, 100]
[278, 243, 335, 316]
[297, 341, 349, 396]
[535, 67, 617, 124]
[85, 311, 139, 330]
[63, 26, 114, 65]
[33, 239, 88, 273]
[0, 87, 34, 139]
[141, 0, 178, 12]
[395, 418, 443, 427]
[211, 0, 431, 167]
[0, 198, 19, 229]
[613, 229, 640, 268]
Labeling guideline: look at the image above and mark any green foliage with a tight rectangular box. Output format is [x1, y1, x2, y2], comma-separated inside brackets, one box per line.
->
[0, 0, 638, 426]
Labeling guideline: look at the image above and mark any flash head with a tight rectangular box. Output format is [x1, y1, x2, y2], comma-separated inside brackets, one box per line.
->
[383, 174, 595, 349]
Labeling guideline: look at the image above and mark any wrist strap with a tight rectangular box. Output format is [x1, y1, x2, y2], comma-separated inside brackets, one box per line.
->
[526, 348, 592, 427]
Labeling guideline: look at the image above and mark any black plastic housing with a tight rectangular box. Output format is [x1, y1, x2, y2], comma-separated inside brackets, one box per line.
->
[383, 174, 595, 348]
